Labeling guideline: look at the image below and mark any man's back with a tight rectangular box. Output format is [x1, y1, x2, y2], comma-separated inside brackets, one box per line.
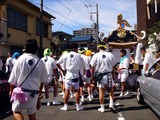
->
[41, 56, 57, 75]
[143, 53, 154, 71]
[57, 51, 83, 80]
[8, 53, 48, 90]
[65, 51, 82, 71]
[90, 51, 115, 73]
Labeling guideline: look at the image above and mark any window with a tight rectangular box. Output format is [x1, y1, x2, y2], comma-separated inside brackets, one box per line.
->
[36, 19, 48, 37]
[7, 8, 27, 31]
[149, 60, 160, 80]
[149, 5, 155, 17]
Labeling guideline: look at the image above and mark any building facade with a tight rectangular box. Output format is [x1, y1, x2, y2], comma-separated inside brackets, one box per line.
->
[73, 28, 96, 38]
[136, 0, 160, 34]
[0, 0, 55, 58]
[70, 36, 96, 51]
[52, 31, 72, 55]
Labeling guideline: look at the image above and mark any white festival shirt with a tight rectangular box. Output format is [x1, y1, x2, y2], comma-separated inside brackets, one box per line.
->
[57, 51, 83, 80]
[81, 55, 91, 70]
[90, 51, 116, 73]
[135, 42, 143, 64]
[41, 56, 57, 80]
[143, 53, 154, 72]
[8, 53, 48, 90]
[119, 57, 130, 71]
[6, 57, 13, 72]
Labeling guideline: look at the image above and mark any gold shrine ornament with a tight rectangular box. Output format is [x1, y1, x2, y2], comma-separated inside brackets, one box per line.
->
[117, 28, 126, 38]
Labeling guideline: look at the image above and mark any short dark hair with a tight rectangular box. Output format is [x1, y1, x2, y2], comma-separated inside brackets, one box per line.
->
[70, 43, 79, 50]
[25, 39, 38, 54]
[120, 49, 127, 55]
[140, 47, 146, 52]
[8, 51, 13, 56]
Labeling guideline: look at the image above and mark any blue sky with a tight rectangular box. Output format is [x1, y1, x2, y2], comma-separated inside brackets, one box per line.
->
[30, 0, 137, 36]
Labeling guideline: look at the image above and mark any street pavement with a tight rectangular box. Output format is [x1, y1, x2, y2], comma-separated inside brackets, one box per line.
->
[3, 91, 159, 120]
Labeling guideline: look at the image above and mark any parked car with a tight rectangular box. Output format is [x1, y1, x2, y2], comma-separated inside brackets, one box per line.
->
[136, 60, 160, 117]
[0, 72, 11, 119]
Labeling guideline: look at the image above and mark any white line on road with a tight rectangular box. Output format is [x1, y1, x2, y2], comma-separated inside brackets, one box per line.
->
[116, 102, 126, 120]
[118, 117, 125, 120]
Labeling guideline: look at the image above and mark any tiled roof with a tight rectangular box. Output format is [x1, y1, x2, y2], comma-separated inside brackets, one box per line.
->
[70, 36, 94, 42]
[52, 31, 73, 37]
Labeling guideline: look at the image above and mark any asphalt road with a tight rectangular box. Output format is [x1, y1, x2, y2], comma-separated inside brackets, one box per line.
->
[3, 91, 159, 120]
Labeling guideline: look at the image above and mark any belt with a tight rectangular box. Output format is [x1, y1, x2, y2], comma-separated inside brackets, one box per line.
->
[22, 88, 39, 98]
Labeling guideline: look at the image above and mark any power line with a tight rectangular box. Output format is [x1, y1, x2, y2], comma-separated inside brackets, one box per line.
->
[54, 19, 74, 31]
[64, 0, 89, 17]
[58, 11, 71, 31]
[27, 0, 87, 27]
[56, 0, 72, 12]
[84, 0, 90, 4]
[43, 5, 86, 27]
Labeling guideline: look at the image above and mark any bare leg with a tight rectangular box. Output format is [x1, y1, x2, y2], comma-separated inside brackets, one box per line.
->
[109, 89, 114, 100]
[13, 112, 24, 120]
[52, 82, 58, 97]
[28, 112, 36, 120]
[64, 89, 70, 104]
[121, 82, 126, 93]
[109, 89, 118, 113]
[60, 88, 70, 111]
[80, 87, 84, 97]
[86, 84, 91, 96]
[75, 88, 80, 104]
[45, 85, 49, 99]
[98, 87, 105, 112]
[80, 87, 84, 102]
[99, 88, 105, 104]
[59, 82, 64, 93]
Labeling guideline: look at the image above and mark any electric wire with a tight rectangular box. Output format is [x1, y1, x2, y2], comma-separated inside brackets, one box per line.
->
[58, 11, 72, 31]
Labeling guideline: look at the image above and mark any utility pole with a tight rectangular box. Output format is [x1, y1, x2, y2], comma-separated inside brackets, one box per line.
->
[96, 4, 99, 49]
[40, 0, 43, 58]
[88, 4, 99, 50]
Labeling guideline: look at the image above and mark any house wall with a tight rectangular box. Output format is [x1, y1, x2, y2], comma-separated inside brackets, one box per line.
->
[0, 0, 53, 57]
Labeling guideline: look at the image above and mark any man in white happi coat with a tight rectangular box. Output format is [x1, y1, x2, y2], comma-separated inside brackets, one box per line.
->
[8, 39, 48, 120]
[57, 43, 84, 111]
[90, 42, 117, 113]
[41, 48, 60, 106]
[118, 49, 130, 97]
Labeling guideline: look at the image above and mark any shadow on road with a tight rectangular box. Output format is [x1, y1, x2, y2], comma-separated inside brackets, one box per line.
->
[118, 105, 149, 112]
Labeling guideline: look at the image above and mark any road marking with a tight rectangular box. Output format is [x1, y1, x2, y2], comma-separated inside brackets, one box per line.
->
[116, 103, 126, 120]
[118, 117, 125, 120]
[118, 112, 123, 117]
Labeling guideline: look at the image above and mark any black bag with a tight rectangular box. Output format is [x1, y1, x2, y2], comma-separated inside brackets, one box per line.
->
[79, 72, 84, 87]
[72, 78, 79, 83]
[94, 72, 108, 83]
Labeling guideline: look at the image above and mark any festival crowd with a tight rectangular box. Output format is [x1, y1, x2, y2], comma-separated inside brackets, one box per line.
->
[0, 38, 159, 120]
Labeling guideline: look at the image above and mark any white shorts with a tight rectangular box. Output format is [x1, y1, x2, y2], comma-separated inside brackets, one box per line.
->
[12, 93, 38, 115]
[120, 71, 129, 82]
[98, 74, 114, 88]
[65, 78, 80, 90]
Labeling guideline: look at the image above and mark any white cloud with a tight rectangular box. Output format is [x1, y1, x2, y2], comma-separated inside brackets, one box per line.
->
[33, 0, 137, 36]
